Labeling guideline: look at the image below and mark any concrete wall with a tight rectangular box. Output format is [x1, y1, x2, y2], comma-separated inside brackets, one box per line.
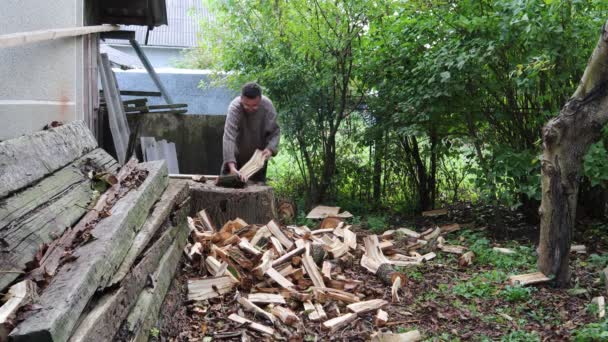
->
[106, 44, 184, 68]
[127, 113, 226, 174]
[114, 68, 236, 115]
[0, 0, 86, 141]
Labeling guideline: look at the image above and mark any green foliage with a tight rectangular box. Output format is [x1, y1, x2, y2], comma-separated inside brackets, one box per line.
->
[572, 319, 608, 341]
[587, 253, 608, 271]
[452, 270, 507, 299]
[501, 330, 540, 342]
[464, 231, 536, 272]
[365, 215, 388, 234]
[501, 285, 535, 302]
[149, 327, 160, 338]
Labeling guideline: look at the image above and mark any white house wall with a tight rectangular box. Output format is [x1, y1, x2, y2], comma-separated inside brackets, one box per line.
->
[0, 0, 85, 141]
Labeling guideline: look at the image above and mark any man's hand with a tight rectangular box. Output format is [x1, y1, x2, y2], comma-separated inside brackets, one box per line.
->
[227, 162, 247, 182]
[261, 148, 273, 161]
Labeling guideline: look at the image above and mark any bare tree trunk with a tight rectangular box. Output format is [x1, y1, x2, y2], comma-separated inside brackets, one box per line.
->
[538, 21, 608, 287]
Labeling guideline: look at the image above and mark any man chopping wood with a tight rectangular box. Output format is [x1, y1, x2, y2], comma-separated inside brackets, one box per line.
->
[222, 82, 280, 182]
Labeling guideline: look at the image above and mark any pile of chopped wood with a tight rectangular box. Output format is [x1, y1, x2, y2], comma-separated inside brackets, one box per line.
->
[0, 121, 191, 342]
[183, 210, 479, 340]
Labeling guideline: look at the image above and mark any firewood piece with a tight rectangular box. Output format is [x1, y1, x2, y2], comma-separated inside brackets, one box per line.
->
[593, 296, 606, 318]
[251, 225, 271, 246]
[347, 299, 388, 315]
[379, 241, 394, 251]
[493, 247, 516, 254]
[239, 238, 261, 256]
[322, 261, 332, 280]
[248, 293, 286, 304]
[303, 254, 326, 288]
[571, 245, 587, 254]
[303, 301, 327, 321]
[319, 217, 342, 229]
[228, 313, 275, 336]
[278, 265, 296, 277]
[322, 313, 357, 332]
[370, 330, 422, 342]
[391, 276, 402, 303]
[313, 287, 360, 303]
[306, 205, 341, 219]
[310, 242, 327, 266]
[239, 149, 266, 179]
[396, 228, 420, 239]
[374, 309, 388, 327]
[10, 161, 168, 342]
[254, 250, 276, 278]
[266, 220, 294, 249]
[459, 251, 475, 267]
[270, 236, 286, 255]
[238, 297, 275, 323]
[421, 252, 436, 261]
[343, 227, 357, 250]
[421, 208, 447, 217]
[0, 280, 37, 339]
[187, 216, 198, 232]
[188, 242, 204, 262]
[311, 228, 335, 235]
[439, 244, 467, 254]
[271, 245, 306, 268]
[265, 267, 295, 288]
[327, 240, 349, 259]
[439, 223, 461, 234]
[205, 256, 230, 278]
[272, 306, 300, 326]
[422, 227, 441, 241]
[508, 272, 550, 286]
[188, 276, 238, 301]
[196, 209, 216, 231]
[215, 174, 246, 188]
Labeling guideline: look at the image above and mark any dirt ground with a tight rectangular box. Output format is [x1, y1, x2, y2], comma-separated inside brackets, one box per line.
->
[152, 204, 607, 341]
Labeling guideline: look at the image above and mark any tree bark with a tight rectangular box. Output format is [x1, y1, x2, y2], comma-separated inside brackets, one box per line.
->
[538, 21, 608, 287]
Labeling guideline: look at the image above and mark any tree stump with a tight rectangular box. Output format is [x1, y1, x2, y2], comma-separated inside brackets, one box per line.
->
[189, 181, 277, 228]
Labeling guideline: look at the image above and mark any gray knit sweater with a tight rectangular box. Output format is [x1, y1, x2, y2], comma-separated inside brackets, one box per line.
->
[222, 95, 280, 173]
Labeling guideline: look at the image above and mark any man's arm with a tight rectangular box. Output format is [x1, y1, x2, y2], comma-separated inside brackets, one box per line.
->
[222, 103, 240, 173]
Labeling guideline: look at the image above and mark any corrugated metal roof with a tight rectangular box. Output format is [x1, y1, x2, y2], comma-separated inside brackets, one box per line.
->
[104, 0, 212, 48]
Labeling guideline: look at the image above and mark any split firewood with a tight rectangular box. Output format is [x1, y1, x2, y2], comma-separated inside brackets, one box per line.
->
[187, 276, 238, 301]
[269, 236, 286, 255]
[458, 251, 475, 267]
[439, 244, 467, 255]
[374, 309, 388, 327]
[379, 241, 394, 251]
[272, 306, 300, 326]
[205, 256, 229, 277]
[322, 313, 357, 332]
[220, 218, 248, 234]
[0, 280, 37, 339]
[238, 149, 266, 180]
[265, 267, 294, 288]
[421, 208, 448, 217]
[361, 235, 405, 286]
[196, 209, 216, 231]
[188, 242, 203, 263]
[493, 247, 516, 254]
[278, 265, 297, 278]
[422, 227, 441, 241]
[592, 296, 606, 318]
[303, 254, 326, 288]
[272, 245, 305, 268]
[303, 301, 327, 321]
[251, 225, 272, 246]
[306, 205, 341, 219]
[267, 220, 294, 249]
[370, 330, 422, 342]
[508, 272, 550, 286]
[326, 240, 349, 259]
[439, 223, 461, 234]
[237, 297, 276, 323]
[313, 287, 360, 304]
[321, 261, 332, 280]
[396, 228, 421, 239]
[320, 217, 342, 229]
[248, 293, 286, 304]
[391, 276, 402, 303]
[347, 299, 388, 315]
[228, 313, 275, 336]
[187, 216, 198, 232]
[253, 251, 274, 279]
[571, 245, 587, 254]
[311, 228, 335, 235]
[238, 238, 261, 256]
[343, 228, 357, 250]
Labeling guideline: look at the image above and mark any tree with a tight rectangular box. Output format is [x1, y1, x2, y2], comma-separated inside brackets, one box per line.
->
[538, 20, 608, 287]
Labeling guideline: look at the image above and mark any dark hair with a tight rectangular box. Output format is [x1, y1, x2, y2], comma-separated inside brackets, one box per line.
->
[241, 82, 262, 98]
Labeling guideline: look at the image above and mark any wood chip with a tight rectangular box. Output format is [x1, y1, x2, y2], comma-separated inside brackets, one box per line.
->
[228, 313, 275, 335]
[508, 272, 550, 286]
[374, 309, 388, 327]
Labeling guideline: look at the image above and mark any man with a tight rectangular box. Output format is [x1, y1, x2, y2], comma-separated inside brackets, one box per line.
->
[222, 82, 280, 182]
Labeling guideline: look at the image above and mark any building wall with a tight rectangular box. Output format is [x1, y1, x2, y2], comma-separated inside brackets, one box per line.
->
[107, 44, 184, 68]
[114, 68, 236, 115]
[0, 0, 87, 141]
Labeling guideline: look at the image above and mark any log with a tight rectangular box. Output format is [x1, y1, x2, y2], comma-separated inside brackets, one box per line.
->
[119, 230, 186, 342]
[188, 276, 238, 301]
[374, 309, 388, 327]
[311, 243, 327, 266]
[228, 313, 275, 336]
[69, 208, 189, 342]
[0, 280, 37, 340]
[110, 180, 190, 285]
[215, 174, 246, 188]
[272, 306, 300, 326]
[322, 313, 357, 332]
[0, 148, 117, 292]
[189, 182, 277, 228]
[347, 299, 388, 315]
[0, 121, 98, 199]
[10, 161, 168, 342]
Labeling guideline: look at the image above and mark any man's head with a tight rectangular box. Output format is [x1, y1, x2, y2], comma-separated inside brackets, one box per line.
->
[240, 82, 262, 113]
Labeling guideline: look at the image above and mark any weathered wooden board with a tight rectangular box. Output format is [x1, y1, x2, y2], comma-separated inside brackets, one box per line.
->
[0, 148, 117, 293]
[69, 202, 189, 342]
[109, 180, 189, 285]
[10, 161, 168, 342]
[121, 228, 186, 342]
[0, 120, 98, 199]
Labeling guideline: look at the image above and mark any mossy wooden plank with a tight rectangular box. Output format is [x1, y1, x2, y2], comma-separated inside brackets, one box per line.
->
[0, 148, 118, 293]
[10, 161, 168, 342]
[0, 121, 97, 199]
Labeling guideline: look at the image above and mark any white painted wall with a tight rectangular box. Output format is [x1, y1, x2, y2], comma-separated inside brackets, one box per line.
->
[0, 0, 86, 141]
